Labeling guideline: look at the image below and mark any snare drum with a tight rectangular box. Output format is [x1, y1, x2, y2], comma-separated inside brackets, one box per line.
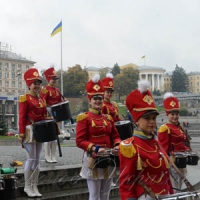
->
[114, 120, 133, 140]
[186, 151, 199, 165]
[50, 101, 72, 122]
[109, 151, 120, 167]
[95, 153, 110, 168]
[33, 120, 57, 142]
[174, 152, 187, 168]
[0, 175, 17, 200]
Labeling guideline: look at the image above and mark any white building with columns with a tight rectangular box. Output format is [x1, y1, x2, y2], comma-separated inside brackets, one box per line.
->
[120, 63, 166, 92]
[139, 65, 166, 91]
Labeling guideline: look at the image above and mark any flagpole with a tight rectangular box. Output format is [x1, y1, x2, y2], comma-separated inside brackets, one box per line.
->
[60, 21, 64, 131]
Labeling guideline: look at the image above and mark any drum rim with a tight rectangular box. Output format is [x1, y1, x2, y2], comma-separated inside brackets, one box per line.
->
[50, 101, 69, 107]
[114, 120, 131, 125]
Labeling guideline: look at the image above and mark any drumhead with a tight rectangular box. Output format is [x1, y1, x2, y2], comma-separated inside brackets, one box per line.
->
[114, 120, 131, 126]
[34, 119, 54, 125]
[50, 101, 69, 107]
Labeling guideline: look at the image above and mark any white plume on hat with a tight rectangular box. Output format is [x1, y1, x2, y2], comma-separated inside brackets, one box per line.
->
[92, 74, 100, 83]
[163, 92, 174, 100]
[138, 79, 150, 93]
[106, 72, 113, 78]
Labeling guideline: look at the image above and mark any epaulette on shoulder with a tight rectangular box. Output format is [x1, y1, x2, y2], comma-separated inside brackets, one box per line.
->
[19, 95, 27, 103]
[158, 124, 170, 134]
[112, 101, 118, 107]
[76, 113, 88, 122]
[119, 137, 136, 158]
[40, 87, 48, 94]
[106, 114, 113, 121]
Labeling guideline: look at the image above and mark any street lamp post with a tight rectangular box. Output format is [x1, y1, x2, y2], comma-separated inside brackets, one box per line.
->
[16, 71, 20, 131]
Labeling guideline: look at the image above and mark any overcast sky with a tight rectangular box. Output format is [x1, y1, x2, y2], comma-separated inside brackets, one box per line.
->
[1, 0, 200, 73]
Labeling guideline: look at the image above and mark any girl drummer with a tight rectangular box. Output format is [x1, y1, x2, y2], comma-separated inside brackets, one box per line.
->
[18, 68, 52, 198]
[158, 92, 191, 193]
[101, 72, 121, 122]
[40, 67, 64, 163]
[76, 74, 121, 200]
[119, 80, 174, 200]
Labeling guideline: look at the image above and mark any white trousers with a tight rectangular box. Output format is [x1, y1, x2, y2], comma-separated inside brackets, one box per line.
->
[87, 178, 112, 200]
[24, 143, 43, 171]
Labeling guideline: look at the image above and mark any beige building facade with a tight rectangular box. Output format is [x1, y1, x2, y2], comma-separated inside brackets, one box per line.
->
[0, 44, 35, 129]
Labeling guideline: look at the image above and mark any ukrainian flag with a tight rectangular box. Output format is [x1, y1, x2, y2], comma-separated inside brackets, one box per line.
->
[51, 21, 62, 37]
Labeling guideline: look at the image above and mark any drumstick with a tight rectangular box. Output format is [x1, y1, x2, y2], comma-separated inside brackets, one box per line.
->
[57, 135, 62, 157]
[152, 132, 195, 192]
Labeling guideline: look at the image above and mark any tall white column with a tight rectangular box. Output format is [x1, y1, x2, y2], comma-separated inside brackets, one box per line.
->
[152, 74, 155, 91]
[157, 74, 160, 90]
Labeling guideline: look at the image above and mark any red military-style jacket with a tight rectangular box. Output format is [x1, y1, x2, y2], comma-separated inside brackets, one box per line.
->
[158, 123, 190, 154]
[101, 99, 121, 122]
[18, 91, 47, 138]
[76, 108, 121, 152]
[119, 129, 174, 200]
[40, 84, 63, 106]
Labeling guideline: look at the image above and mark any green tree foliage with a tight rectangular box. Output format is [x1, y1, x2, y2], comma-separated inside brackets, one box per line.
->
[111, 63, 120, 76]
[0, 119, 8, 136]
[171, 65, 188, 92]
[114, 67, 139, 100]
[57, 65, 88, 97]
[179, 108, 189, 116]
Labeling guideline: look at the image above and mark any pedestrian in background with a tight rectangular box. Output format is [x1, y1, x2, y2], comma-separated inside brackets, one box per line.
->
[40, 67, 64, 163]
[18, 68, 51, 197]
[76, 74, 121, 200]
[119, 80, 174, 200]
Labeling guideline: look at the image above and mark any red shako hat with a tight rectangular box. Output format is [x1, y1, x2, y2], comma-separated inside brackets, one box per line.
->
[24, 68, 42, 86]
[86, 74, 104, 100]
[125, 79, 159, 122]
[43, 67, 58, 82]
[163, 92, 180, 115]
[102, 72, 114, 91]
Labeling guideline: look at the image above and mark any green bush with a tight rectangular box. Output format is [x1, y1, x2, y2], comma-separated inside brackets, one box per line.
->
[179, 108, 189, 116]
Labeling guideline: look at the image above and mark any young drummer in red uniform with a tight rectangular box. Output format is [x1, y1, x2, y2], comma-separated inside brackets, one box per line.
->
[101, 72, 121, 122]
[18, 68, 50, 198]
[40, 67, 64, 163]
[76, 74, 121, 200]
[119, 80, 174, 200]
[158, 92, 190, 193]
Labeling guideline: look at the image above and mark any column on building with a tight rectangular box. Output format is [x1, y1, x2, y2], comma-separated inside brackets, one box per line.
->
[152, 74, 155, 91]
[157, 74, 160, 90]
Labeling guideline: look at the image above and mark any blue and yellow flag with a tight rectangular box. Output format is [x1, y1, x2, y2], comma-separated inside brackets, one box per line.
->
[51, 21, 62, 37]
[141, 55, 145, 59]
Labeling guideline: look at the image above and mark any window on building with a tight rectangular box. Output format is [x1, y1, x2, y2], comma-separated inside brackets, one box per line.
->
[26, 65, 29, 70]
[18, 64, 22, 70]
[0, 62, 2, 70]
[12, 72, 15, 79]
[197, 82, 199, 86]
[191, 77, 192, 80]
[5, 72, 9, 78]
[0, 71, 2, 78]
[197, 77, 199, 79]
[4, 63, 9, 70]
[5, 80, 9, 87]
[12, 81, 15, 87]
[0, 80, 2, 86]
[12, 64, 15, 71]
[19, 81, 22, 88]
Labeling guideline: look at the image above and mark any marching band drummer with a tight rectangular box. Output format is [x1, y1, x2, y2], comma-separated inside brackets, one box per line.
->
[18, 68, 51, 198]
[40, 66, 64, 163]
[119, 80, 174, 200]
[101, 72, 121, 122]
[158, 92, 191, 193]
[76, 74, 121, 200]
